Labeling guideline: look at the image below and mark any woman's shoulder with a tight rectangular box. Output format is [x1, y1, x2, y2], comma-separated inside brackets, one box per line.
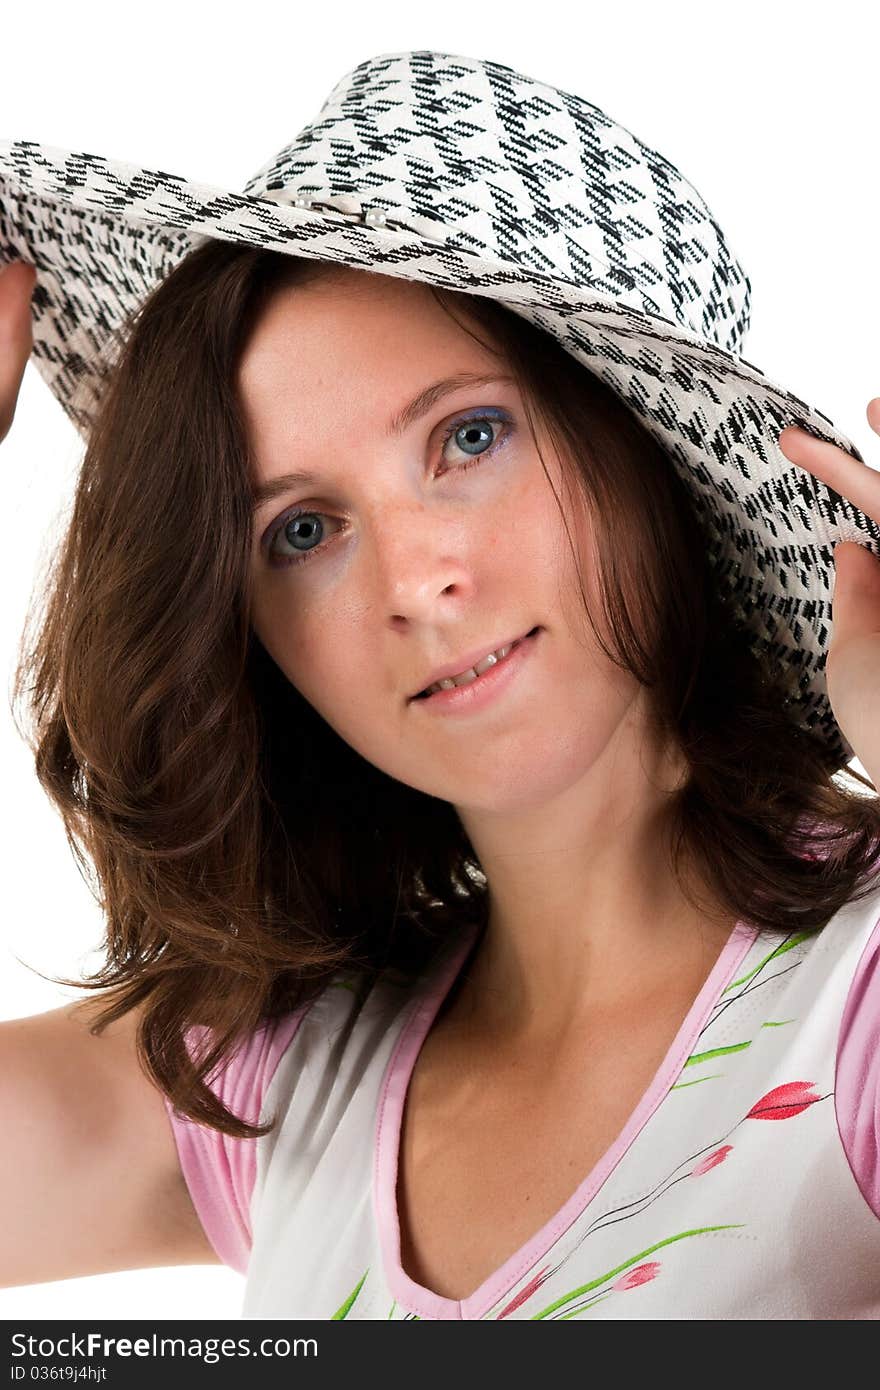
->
[835, 886, 880, 1219]
[184, 935, 459, 1111]
[163, 955, 432, 1275]
[783, 873, 880, 1223]
[782, 865, 880, 976]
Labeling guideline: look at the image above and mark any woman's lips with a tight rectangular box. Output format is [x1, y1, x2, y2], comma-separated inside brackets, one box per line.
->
[410, 626, 537, 699]
[409, 626, 542, 715]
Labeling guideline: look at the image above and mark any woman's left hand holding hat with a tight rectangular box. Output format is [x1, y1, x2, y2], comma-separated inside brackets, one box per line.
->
[780, 399, 880, 788]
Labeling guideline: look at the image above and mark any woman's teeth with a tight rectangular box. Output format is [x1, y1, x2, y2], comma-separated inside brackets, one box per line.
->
[422, 640, 518, 696]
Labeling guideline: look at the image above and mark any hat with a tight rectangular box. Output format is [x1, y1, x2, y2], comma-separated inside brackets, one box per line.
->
[1, 48, 876, 767]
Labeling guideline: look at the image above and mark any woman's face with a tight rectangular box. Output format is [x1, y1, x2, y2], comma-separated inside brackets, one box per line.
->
[242, 267, 645, 814]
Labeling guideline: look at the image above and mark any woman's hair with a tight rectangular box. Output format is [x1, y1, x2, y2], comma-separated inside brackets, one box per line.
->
[11, 238, 880, 1138]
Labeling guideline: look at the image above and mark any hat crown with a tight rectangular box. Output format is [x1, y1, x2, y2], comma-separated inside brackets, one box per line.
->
[243, 50, 751, 356]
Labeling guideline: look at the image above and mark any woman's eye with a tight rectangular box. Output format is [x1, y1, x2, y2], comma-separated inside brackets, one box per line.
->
[264, 409, 513, 569]
[265, 509, 343, 568]
[439, 411, 511, 471]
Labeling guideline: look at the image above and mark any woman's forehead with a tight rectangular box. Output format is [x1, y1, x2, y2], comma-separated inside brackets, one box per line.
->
[238, 274, 512, 438]
[244, 266, 492, 362]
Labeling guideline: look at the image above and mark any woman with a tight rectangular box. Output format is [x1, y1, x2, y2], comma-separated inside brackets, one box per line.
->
[1, 50, 879, 1319]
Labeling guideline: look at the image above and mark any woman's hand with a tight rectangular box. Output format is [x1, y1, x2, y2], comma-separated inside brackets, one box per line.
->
[778, 399, 880, 785]
[0, 259, 37, 445]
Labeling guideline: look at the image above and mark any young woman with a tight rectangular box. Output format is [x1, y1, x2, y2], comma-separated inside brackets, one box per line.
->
[1, 50, 880, 1320]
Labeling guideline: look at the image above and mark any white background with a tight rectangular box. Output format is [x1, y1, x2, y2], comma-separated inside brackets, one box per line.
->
[1, 0, 877, 1320]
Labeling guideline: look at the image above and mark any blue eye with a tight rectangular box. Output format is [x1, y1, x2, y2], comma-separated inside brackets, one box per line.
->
[264, 407, 513, 569]
[264, 508, 332, 567]
[439, 409, 510, 470]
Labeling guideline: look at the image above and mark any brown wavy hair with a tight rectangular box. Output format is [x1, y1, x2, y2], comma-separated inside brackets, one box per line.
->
[11, 237, 880, 1138]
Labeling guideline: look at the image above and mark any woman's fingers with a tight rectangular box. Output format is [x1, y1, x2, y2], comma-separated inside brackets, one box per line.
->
[778, 417, 880, 529]
[0, 261, 37, 444]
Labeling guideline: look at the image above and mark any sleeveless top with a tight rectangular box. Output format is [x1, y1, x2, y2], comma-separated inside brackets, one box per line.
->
[165, 886, 880, 1319]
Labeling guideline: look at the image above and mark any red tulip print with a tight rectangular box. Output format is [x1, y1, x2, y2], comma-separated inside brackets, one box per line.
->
[746, 1081, 821, 1120]
[497, 1266, 552, 1319]
[612, 1262, 661, 1292]
[690, 1145, 733, 1176]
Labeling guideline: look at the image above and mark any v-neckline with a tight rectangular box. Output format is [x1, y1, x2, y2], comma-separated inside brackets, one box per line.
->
[373, 916, 758, 1320]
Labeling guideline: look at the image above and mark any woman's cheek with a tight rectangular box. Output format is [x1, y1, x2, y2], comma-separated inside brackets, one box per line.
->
[289, 623, 367, 720]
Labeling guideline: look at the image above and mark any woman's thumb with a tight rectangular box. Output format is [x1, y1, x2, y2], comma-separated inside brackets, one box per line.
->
[831, 540, 880, 645]
[0, 261, 38, 443]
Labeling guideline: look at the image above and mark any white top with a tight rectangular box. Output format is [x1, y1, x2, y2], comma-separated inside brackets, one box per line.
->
[167, 886, 880, 1319]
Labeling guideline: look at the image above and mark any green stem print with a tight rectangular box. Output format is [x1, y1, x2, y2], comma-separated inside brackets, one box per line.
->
[331, 1268, 369, 1320]
[527, 1225, 745, 1320]
[722, 933, 812, 994]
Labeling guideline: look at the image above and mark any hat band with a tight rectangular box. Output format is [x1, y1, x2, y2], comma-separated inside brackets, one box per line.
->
[259, 188, 453, 247]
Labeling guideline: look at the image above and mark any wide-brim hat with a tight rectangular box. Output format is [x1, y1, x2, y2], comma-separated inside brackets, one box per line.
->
[1, 47, 876, 767]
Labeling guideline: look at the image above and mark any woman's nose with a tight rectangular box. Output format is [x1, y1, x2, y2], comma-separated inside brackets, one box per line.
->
[369, 506, 477, 625]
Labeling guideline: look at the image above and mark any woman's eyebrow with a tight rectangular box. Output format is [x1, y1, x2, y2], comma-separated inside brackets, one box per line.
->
[250, 370, 513, 512]
[386, 371, 513, 437]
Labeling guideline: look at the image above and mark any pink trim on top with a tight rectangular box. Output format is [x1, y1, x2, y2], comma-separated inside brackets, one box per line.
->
[372, 917, 759, 1321]
[836, 910, 880, 1221]
[163, 1007, 310, 1273]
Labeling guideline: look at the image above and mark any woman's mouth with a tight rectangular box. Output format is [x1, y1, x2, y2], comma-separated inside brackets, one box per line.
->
[409, 626, 542, 715]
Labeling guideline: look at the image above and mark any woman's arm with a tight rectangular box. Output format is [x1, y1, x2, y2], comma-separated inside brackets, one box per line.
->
[0, 997, 220, 1288]
[0, 260, 219, 1287]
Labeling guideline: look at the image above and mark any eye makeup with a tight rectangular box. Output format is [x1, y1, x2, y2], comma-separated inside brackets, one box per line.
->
[260, 405, 516, 569]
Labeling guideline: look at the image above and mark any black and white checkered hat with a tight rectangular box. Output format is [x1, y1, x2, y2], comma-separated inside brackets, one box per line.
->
[1, 48, 876, 766]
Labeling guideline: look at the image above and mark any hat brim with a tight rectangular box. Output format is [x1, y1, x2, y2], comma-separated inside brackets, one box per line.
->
[2, 136, 877, 767]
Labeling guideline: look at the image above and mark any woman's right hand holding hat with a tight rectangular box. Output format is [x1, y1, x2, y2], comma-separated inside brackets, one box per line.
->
[0, 259, 37, 444]
[780, 407, 880, 794]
